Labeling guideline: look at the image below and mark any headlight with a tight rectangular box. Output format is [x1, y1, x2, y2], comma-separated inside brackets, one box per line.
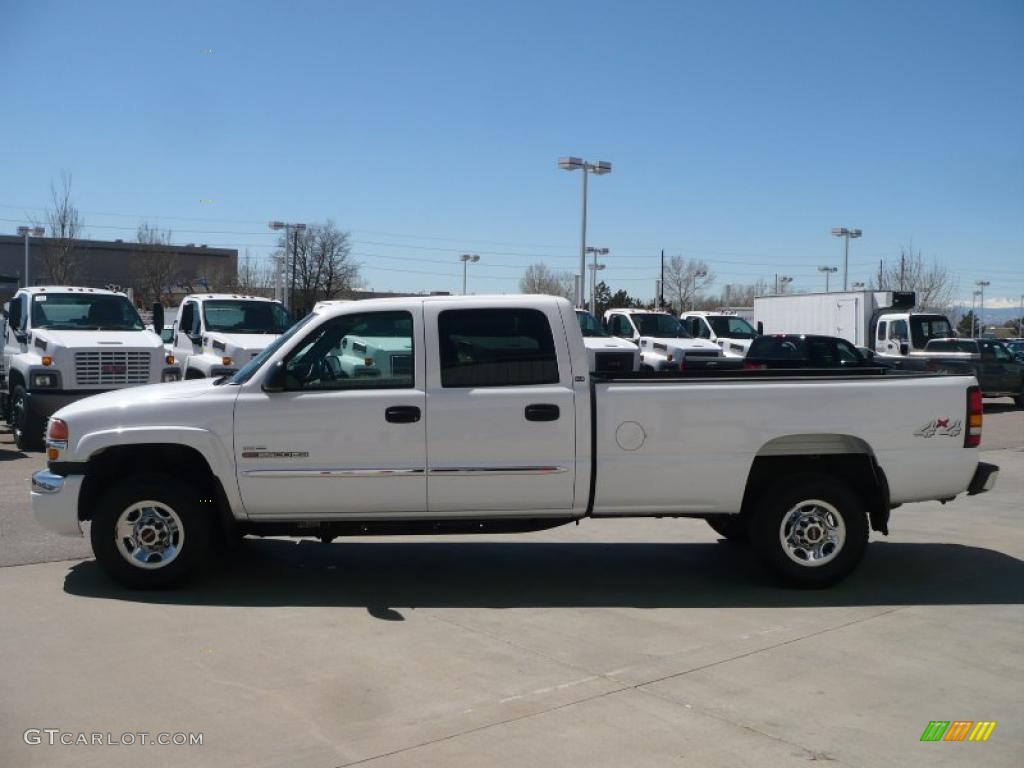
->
[32, 372, 59, 388]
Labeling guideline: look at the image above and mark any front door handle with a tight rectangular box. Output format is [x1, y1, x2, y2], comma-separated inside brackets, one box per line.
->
[385, 405, 421, 424]
[525, 403, 560, 422]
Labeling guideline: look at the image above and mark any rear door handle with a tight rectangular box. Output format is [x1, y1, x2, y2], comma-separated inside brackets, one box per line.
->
[385, 405, 421, 423]
[525, 403, 560, 422]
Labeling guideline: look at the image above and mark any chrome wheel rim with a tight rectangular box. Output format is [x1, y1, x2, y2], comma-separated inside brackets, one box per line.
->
[114, 501, 185, 570]
[779, 499, 845, 567]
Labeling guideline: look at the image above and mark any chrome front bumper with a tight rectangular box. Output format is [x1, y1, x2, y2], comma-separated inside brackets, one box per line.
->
[31, 471, 84, 537]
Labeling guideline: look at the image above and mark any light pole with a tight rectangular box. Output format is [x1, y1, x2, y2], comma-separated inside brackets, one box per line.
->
[852, 281, 865, 290]
[975, 280, 990, 338]
[689, 268, 708, 310]
[1019, 294, 1023, 338]
[970, 290, 981, 338]
[775, 275, 793, 294]
[585, 247, 608, 315]
[269, 221, 307, 313]
[16, 225, 45, 287]
[818, 265, 838, 292]
[831, 227, 862, 292]
[558, 157, 612, 309]
[460, 254, 480, 295]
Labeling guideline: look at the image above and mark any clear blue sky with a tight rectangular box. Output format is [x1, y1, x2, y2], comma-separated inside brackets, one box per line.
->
[1, 0, 1021, 305]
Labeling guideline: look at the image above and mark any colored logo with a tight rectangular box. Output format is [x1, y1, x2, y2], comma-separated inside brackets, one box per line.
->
[920, 721, 997, 742]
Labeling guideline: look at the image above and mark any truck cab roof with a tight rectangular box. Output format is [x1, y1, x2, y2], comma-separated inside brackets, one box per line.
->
[18, 285, 128, 297]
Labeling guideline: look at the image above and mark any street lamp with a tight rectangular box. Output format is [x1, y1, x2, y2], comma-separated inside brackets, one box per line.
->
[831, 227, 862, 292]
[1019, 294, 1023, 338]
[852, 281, 865, 290]
[459, 254, 480, 295]
[818, 265, 838, 292]
[558, 156, 612, 309]
[975, 280, 990, 338]
[970, 290, 982, 338]
[775, 275, 793, 293]
[16, 225, 45, 287]
[690, 268, 708, 310]
[585, 247, 609, 315]
[269, 221, 307, 312]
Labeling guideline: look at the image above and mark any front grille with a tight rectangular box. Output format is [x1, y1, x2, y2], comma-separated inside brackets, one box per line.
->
[75, 351, 151, 386]
[683, 349, 720, 358]
[391, 354, 413, 377]
[595, 351, 635, 372]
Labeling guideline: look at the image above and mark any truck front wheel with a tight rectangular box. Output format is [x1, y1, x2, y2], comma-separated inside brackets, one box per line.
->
[750, 475, 868, 588]
[10, 385, 44, 452]
[90, 473, 215, 589]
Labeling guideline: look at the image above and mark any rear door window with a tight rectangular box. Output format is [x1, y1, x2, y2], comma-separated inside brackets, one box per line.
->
[438, 308, 558, 388]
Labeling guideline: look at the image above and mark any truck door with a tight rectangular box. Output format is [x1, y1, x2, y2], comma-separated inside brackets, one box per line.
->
[176, 301, 202, 370]
[835, 298, 860, 345]
[423, 304, 577, 515]
[233, 307, 427, 516]
[883, 318, 909, 356]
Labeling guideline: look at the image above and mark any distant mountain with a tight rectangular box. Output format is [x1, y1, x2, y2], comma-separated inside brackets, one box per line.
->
[952, 305, 1024, 326]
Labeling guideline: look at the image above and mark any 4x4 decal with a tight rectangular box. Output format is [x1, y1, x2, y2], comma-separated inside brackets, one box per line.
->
[915, 418, 962, 438]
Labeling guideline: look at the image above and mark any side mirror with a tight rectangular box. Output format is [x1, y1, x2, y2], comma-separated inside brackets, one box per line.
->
[152, 302, 164, 336]
[756, 321, 764, 336]
[262, 360, 287, 393]
[187, 331, 202, 345]
[899, 342, 909, 356]
[14, 331, 28, 345]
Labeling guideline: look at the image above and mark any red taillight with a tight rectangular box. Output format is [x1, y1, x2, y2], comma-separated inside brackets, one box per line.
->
[48, 418, 69, 442]
[744, 361, 765, 370]
[965, 385, 983, 448]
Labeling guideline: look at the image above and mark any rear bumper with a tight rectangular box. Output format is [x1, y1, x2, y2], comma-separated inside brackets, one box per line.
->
[967, 462, 999, 496]
[31, 470, 84, 537]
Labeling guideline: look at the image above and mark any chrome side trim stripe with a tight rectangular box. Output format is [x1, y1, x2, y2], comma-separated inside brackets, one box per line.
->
[242, 466, 568, 478]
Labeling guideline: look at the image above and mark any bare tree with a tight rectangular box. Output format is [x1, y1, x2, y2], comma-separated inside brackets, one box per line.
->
[278, 220, 359, 313]
[519, 263, 574, 298]
[717, 279, 768, 308]
[236, 250, 277, 296]
[662, 256, 714, 311]
[36, 173, 83, 284]
[875, 245, 957, 312]
[132, 222, 178, 305]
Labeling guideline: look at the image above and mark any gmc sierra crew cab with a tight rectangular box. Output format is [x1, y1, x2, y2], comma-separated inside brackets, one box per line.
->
[31, 295, 997, 589]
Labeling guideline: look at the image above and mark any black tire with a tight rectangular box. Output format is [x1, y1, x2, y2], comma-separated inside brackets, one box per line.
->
[1015, 392, 1024, 409]
[90, 473, 216, 589]
[706, 516, 748, 542]
[749, 474, 868, 588]
[10, 385, 44, 452]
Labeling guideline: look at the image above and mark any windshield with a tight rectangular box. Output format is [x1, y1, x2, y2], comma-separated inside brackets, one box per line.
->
[203, 300, 291, 334]
[632, 313, 691, 338]
[229, 313, 316, 385]
[708, 316, 756, 339]
[30, 293, 144, 330]
[576, 311, 610, 337]
[910, 316, 953, 349]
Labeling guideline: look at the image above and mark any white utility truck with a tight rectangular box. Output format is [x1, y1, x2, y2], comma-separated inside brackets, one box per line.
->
[168, 294, 291, 378]
[1, 287, 178, 451]
[679, 311, 760, 358]
[753, 290, 955, 359]
[575, 310, 640, 373]
[603, 308, 724, 370]
[32, 295, 996, 589]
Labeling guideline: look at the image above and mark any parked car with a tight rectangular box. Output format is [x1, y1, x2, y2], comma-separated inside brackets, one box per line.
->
[32, 295, 996, 590]
[744, 334, 873, 370]
[1, 286, 179, 451]
[892, 338, 1024, 406]
[679, 311, 759, 357]
[603, 309, 724, 370]
[575, 310, 640, 373]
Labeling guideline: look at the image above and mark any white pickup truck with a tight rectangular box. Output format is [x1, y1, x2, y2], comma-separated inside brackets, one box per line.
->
[680, 311, 759, 358]
[575, 310, 640, 373]
[2, 286, 178, 451]
[168, 293, 291, 378]
[604, 308, 724, 370]
[31, 295, 997, 589]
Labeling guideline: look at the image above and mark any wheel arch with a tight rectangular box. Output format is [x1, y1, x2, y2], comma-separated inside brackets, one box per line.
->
[741, 434, 891, 534]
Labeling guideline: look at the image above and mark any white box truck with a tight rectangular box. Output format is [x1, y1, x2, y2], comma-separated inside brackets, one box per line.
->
[753, 290, 955, 358]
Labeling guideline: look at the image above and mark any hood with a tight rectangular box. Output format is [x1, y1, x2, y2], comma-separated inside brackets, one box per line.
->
[206, 332, 279, 354]
[36, 329, 164, 351]
[54, 379, 222, 420]
[581, 337, 638, 352]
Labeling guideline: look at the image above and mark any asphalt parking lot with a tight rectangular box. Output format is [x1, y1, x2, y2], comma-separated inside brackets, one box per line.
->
[0, 402, 1021, 767]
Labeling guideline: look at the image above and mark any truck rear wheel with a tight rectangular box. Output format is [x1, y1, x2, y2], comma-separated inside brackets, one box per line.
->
[90, 473, 215, 589]
[10, 385, 44, 452]
[749, 474, 868, 588]
[705, 516, 748, 542]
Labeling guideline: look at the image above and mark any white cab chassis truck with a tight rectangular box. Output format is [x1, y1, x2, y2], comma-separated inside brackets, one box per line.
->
[575, 310, 640, 373]
[604, 308, 724, 371]
[753, 290, 955, 359]
[168, 294, 291, 378]
[680, 311, 760, 358]
[32, 295, 997, 589]
[2, 287, 178, 451]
